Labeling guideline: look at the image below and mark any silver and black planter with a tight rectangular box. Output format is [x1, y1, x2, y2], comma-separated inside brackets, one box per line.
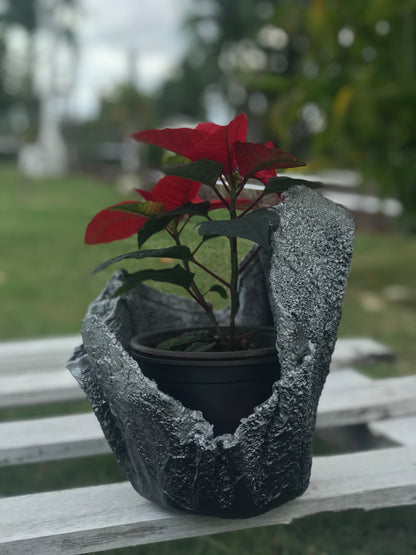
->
[67, 186, 355, 518]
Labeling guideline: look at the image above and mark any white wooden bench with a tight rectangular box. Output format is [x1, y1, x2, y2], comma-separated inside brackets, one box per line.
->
[1, 446, 415, 555]
[0, 336, 396, 408]
[0, 336, 415, 554]
[2, 368, 416, 467]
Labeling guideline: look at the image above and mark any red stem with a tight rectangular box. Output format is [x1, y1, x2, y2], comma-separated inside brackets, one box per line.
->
[238, 245, 262, 274]
[213, 185, 232, 210]
[238, 190, 266, 218]
[191, 259, 231, 288]
[219, 174, 231, 195]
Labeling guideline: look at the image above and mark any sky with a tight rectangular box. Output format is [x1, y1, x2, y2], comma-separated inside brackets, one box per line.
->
[67, 0, 191, 118]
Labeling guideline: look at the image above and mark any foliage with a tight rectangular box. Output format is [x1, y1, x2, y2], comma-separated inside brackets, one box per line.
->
[250, 0, 416, 230]
[63, 83, 157, 163]
[0, 0, 78, 136]
[157, 0, 416, 230]
[156, 0, 270, 121]
[86, 113, 317, 349]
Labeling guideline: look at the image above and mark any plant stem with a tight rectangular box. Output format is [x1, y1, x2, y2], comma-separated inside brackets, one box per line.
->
[192, 238, 206, 256]
[228, 184, 239, 348]
[178, 214, 191, 235]
[238, 190, 265, 218]
[213, 185, 232, 211]
[191, 259, 231, 288]
[220, 175, 230, 195]
[172, 224, 225, 344]
[239, 245, 262, 274]
[236, 176, 249, 198]
[186, 260, 225, 343]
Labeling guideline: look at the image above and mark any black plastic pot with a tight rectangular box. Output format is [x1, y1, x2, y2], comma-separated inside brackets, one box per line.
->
[130, 327, 280, 435]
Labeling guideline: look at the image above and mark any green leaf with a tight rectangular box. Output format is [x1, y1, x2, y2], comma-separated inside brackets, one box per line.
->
[185, 342, 217, 352]
[109, 201, 164, 217]
[197, 208, 280, 252]
[93, 246, 193, 274]
[113, 265, 195, 297]
[157, 329, 211, 350]
[207, 285, 228, 299]
[264, 176, 322, 196]
[164, 158, 223, 188]
[138, 202, 210, 247]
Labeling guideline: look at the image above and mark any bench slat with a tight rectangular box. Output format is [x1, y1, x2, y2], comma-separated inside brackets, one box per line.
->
[0, 413, 109, 466]
[0, 371, 85, 408]
[317, 374, 416, 428]
[369, 416, 416, 446]
[0, 336, 394, 377]
[0, 337, 394, 408]
[0, 369, 367, 466]
[330, 337, 395, 369]
[0, 336, 81, 375]
[0, 446, 415, 555]
[2, 370, 415, 467]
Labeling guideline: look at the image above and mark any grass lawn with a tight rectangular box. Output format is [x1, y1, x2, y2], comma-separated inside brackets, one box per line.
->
[1, 164, 416, 554]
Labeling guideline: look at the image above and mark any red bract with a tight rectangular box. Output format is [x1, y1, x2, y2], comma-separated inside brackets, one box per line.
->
[133, 114, 305, 186]
[85, 201, 149, 244]
[86, 176, 202, 245]
[137, 175, 201, 210]
[185, 113, 247, 176]
[131, 127, 206, 159]
[234, 141, 306, 178]
[87, 114, 307, 246]
[133, 113, 247, 178]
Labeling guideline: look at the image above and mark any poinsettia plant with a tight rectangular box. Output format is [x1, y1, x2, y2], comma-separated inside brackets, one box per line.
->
[85, 113, 318, 350]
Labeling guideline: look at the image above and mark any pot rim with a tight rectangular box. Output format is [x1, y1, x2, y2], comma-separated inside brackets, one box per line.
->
[130, 326, 277, 362]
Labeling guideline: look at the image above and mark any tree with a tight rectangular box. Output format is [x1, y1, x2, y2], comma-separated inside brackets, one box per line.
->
[63, 83, 156, 168]
[250, 0, 416, 229]
[0, 0, 78, 134]
[157, 0, 271, 124]
[157, 0, 416, 229]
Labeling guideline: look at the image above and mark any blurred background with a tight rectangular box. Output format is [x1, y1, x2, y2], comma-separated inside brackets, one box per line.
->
[1, 1, 415, 553]
[1, 0, 415, 221]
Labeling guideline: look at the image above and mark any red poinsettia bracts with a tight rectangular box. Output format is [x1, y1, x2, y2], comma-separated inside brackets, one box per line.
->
[139, 175, 201, 211]
[85, 201, 150, 245]
[133, 113, 247, 178]
[133, 113, 305, 187]
[86, 113, 306, 245]
[85, 176, 201, 244]
[234, 140, 306, 179]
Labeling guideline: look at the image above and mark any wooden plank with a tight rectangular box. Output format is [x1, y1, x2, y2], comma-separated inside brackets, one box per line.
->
[0, 336, 81, 376]
[330, 338, 395, 369]
[322, 190, 402, 218]
[0, 369, 367, 465]
[0, 336, 394, 377]
[321, 368, 370, 392]
[0, 368, 367, 409]
[0, 446, 415, 554]
[0, 413, 110, 466]
[246, 182, 402, 217]
[0, 336, 392, 408]
[317, 375, 416, 428]
[2, 370, 415, 467]
[0, 371, 85, 409]
[369, 416, 416, 446]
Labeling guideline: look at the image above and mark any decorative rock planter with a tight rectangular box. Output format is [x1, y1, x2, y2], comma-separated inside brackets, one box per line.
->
[67, 186, 354, 518]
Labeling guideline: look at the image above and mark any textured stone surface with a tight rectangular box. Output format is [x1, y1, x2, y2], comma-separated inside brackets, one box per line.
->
[67, 186, 355, 518]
